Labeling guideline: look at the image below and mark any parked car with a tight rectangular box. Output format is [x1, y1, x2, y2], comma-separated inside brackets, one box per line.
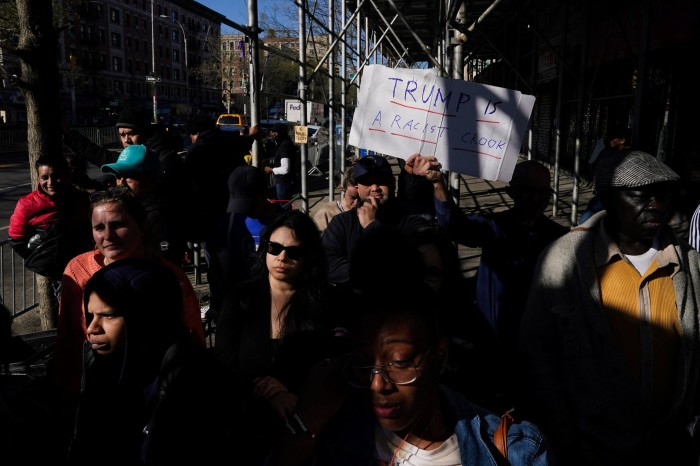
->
[170, 117, 187, 132]
[267, 103, 284, 120]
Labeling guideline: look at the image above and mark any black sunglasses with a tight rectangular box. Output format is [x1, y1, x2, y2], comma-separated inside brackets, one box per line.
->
[265, 241, 305, 261]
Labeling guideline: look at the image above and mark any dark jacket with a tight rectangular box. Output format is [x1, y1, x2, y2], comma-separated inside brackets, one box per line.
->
[437, 203, 568, 344]
[139, 187, 190, 267]
[271, 135, 297, 185]
[8, 187, 93, 280]
[68, 258, 241, 466]
[184, 127, 252, 240]
[64, 128, 199, 260]
[322, 198, 435, 286]
[215, 277, 336, 390]
[214, 277, 339, 464]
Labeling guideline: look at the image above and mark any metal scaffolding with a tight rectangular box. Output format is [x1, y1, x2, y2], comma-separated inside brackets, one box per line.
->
[222, 0, 699, 222]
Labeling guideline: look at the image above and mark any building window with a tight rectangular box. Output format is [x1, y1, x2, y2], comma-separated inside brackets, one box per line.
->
[110, 8, 120, 24]
[172, 49, 179, 63]
[111, 32, 121, 48]
[112, 56, 123, 71]
[114, 80, 124, 94]
[173, 69, 180, 80]
[98, 29, 105, 44]
[171, 30, 178, 42]
[126, 37, 131, 50]
[126, 59, 132, 73]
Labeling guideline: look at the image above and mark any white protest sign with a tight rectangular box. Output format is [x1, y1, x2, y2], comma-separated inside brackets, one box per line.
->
[348, 65, 536, 181]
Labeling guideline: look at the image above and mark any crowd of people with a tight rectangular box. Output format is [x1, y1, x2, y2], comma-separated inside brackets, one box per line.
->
[4, 110, 700, 466]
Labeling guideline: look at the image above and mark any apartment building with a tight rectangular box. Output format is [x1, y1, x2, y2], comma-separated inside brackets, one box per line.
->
[220, 33, 330, 115]
[43, 0, 226, 125]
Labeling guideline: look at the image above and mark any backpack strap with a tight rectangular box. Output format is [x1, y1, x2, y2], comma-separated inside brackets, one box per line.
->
[493, 409, 515, 466]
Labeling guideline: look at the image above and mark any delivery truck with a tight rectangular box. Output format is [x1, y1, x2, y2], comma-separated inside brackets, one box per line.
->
[285, 99, 325, 124]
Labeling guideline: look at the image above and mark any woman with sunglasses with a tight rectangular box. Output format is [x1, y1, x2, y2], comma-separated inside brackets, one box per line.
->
[267, 286, 555, 466]
[55, 187, 205, 410]
[215, 209, 340, 464]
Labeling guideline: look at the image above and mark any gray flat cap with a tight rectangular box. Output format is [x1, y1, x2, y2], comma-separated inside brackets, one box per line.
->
[593, 150, 679, 193]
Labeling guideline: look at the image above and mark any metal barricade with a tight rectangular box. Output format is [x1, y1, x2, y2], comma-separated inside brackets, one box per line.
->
[0, 239, 38, 318]
[0, 129, 28, 153]
[0, 127, 119, 154]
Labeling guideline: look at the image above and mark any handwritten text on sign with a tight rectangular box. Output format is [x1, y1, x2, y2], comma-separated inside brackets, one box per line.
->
[348, 65, 535, 181]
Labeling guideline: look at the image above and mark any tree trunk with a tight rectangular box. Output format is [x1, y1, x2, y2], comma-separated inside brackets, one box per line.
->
[36, 275, 58, 329]
[16, 0, 63, 330]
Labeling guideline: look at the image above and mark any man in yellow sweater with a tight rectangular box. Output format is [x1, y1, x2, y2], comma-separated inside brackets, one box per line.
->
[520, 150, 700, 466]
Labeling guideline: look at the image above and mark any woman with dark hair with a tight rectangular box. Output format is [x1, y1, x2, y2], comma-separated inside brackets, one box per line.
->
[215, 209, 338, 463]
[67, 258, 238, 465]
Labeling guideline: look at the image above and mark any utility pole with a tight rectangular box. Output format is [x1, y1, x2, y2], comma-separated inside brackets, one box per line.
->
[150, 0, 158, 124]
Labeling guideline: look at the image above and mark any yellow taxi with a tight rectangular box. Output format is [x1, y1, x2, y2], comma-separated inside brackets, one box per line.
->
[216, 113, 248, 133]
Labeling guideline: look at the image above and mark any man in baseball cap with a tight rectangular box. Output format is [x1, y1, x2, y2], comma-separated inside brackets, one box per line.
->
[322, 153, 445, 290]
[101, 144, 160, 195]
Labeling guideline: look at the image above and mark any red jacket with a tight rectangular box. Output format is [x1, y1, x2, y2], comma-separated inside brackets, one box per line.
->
[9, 190, 59, 239]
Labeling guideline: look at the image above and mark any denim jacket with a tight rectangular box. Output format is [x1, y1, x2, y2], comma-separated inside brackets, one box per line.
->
[315, 385, 555, 465]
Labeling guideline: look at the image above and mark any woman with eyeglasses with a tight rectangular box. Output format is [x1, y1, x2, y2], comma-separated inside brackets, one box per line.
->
[55, 187, 205, 411]
[266, 286, 555, 466]
[214, 209, 341, 464]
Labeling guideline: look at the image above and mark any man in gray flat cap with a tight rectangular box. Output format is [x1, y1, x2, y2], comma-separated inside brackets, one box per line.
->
[519, 150, 700, 466]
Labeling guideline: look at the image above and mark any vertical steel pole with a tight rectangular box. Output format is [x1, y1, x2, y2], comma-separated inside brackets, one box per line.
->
[151, 0, 157, 124]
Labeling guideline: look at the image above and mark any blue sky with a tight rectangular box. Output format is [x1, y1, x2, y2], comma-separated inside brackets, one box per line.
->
[197, 0, 297, 33]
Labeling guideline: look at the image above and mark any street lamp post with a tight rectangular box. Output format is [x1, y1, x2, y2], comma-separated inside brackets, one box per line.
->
[160, 14, 189, 112]
[150, 0, 157, 124]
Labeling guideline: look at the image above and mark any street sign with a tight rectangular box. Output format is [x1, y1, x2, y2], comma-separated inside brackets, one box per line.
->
[146, 76, 161, 82]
